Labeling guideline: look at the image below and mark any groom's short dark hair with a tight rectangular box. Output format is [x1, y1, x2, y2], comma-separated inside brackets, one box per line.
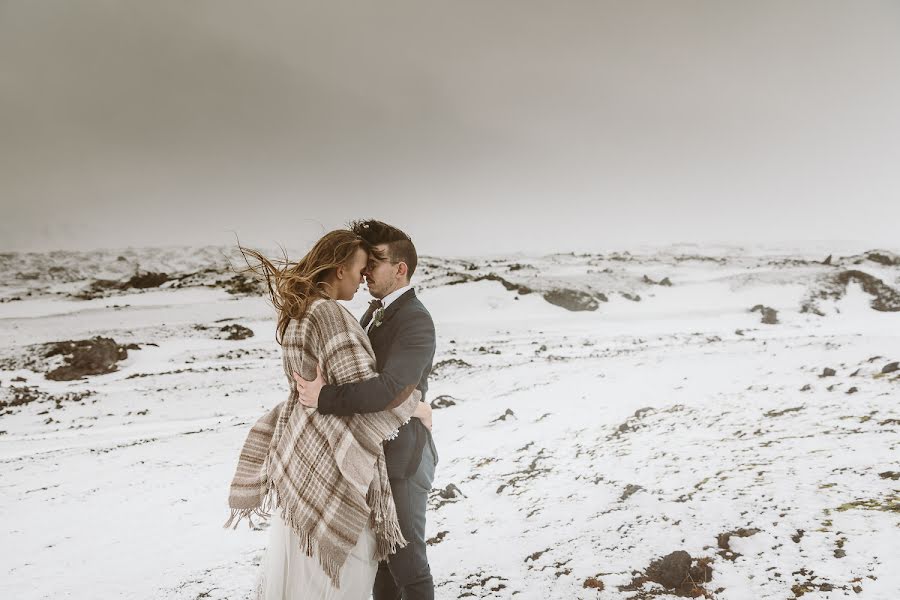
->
[350, 219, 418, 279]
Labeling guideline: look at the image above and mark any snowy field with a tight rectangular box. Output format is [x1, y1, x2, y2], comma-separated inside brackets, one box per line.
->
[1, 244, 898, 600]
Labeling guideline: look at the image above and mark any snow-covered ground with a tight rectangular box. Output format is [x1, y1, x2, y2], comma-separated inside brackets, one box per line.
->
[1, 244, 898, 599]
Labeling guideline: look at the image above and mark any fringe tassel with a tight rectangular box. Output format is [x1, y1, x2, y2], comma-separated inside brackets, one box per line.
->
[366, 477, 408, 562]
[223, 505, 271, 530]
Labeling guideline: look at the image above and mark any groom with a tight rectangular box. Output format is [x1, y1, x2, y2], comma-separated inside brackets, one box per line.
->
[295, 219, 438, 600]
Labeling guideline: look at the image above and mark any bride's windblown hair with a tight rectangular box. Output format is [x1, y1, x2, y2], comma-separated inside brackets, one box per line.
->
[237, 230, 372, 343]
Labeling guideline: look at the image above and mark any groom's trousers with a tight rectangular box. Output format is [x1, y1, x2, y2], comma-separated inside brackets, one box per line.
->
[373, 433, 438, 600]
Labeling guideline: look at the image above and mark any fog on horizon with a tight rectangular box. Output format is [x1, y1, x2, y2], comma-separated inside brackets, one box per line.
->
[2, 1, 899, 256]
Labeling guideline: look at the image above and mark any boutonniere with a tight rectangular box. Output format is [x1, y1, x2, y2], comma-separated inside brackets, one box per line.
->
[372, 307, 385, 328]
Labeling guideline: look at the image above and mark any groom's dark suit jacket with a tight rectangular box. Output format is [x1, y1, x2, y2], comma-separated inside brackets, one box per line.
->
[317, 288, 436, 478]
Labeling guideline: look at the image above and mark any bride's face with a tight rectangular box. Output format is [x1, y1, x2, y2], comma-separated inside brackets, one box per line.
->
[336, 247, 369, 301]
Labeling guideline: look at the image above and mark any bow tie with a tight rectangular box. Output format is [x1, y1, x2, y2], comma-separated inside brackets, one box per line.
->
[361, 299, 384, 328]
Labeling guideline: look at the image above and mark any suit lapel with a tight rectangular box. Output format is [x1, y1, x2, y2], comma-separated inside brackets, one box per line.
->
[368, 288, 415, 339]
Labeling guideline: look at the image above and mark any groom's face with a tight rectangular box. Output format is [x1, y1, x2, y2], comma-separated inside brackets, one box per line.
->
[365, 243, 403, 299]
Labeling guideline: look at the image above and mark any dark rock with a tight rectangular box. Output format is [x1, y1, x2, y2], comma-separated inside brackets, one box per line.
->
[878, 471, 899, 480]
[750, 304, 779, 324]
[543, 289, 602, 311]
[717, 528, 760, 561]
[426, 530, 448, 546]
[437, 483, 465, 499]
[123, 272, 169, 289]
[802, 269, 900, 314]
[846, 387, 858, 395]
[643, 275, 674, 286]
[621, 292, 641, 302]
[800, 384, 812, 391]
[0, 386, 42, 410]
[821, 367, 836, 377]
[44, 337, 128, 381]
[582, 577, 604, 590]
[431, 359, 472, 377]
[837, 270, 900, 311]
[473, 273, 534, 295]
[491, 408, 515, 422]
[221, 274, 265, 295]
[430, 395, 458, 409]
[645, 551, 692, 589]
[881, 362, 899, 374]
[74, 278, 121, 300]
[865, 250, 900, 266]
[765, 406, 803, 417]
[823, 254, 832, 265]
[620, 484, 643, 501]
[220, 324, 254, 340]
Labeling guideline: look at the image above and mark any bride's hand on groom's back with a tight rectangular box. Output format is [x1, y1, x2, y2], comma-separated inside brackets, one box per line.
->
[413, 401, 432, 431]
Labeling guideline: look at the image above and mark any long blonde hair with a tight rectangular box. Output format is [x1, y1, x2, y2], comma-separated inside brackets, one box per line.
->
[238, 230, 371, 344]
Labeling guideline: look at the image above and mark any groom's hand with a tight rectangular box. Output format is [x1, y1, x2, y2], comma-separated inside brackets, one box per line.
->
[293, 365, 325, 408]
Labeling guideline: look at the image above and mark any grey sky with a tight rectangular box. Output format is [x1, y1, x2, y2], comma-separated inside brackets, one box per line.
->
[2, 1, 899, 256]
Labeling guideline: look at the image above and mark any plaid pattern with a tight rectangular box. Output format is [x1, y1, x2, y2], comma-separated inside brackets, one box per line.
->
[225, 298, 420, 588]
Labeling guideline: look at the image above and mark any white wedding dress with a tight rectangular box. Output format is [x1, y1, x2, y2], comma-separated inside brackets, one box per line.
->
[254, 514, 378, 600]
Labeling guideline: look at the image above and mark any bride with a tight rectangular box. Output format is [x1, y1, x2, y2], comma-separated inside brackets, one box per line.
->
[225, 229, 433, 599]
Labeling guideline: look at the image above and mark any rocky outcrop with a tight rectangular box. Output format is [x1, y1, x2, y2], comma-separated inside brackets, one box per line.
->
[801, 270, 900, 314]
[44, 337, 129, 381]
[543, 289, 605, 311]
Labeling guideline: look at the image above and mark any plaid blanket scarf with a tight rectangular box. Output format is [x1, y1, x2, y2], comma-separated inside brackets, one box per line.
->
[225, 298, 420, 588]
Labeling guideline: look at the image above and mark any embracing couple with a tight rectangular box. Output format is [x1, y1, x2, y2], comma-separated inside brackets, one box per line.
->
[226, 220, 439, 600]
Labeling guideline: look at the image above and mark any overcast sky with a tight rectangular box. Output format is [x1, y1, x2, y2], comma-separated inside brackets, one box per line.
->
[2, 1, 899, 256]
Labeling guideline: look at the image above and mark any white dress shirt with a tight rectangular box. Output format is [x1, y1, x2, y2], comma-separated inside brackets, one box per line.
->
[366, 284, 413, 332]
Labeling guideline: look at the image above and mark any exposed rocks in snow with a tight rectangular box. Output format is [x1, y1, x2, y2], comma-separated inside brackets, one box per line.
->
[123, 272, 169, 289]
[611, 407, 655, 438]
[621, 551, 713, 597]
[542, 288, 605, 311]
[44, 337, 129, 381]
[194, 324, 255, 341]
[717, 527, 760, 561]
[490, 408, 515, 423]
[430, 483, 466, 509]
[430, 395, 458, 409]
[863, 249, 900, 266]
[0, 385, 94, 414]
[820, 367, 836, 377]
[801, 270, 900, 314]
[474, 273, 534, 295]
[750, 304, 779, 324]
[430, 358, 473, 378]
[764, 406, 803, 418]
[620, 484, 644, 502]
[582, 576, 604, 590]
[643, 275, 673, 286]
[215, 273, 266, 296]
[425, 530, 448, 546]
[219, 324, 254, 340]
[881, 361, 899, 374]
